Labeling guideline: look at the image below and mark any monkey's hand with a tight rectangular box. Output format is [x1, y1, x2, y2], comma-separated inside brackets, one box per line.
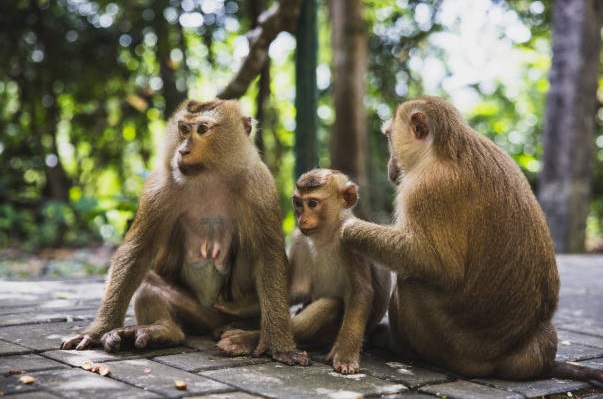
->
[60, 333, 101, 351]
[271, 350, 311, 366]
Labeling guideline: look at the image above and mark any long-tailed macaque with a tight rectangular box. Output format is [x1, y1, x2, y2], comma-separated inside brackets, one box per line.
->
[340, 96, 603, 383]
[61, 99, 309, 366]
[216, 169, 391, 374]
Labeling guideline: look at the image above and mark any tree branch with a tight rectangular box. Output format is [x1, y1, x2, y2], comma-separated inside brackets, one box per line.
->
[217, 0, 303, 99]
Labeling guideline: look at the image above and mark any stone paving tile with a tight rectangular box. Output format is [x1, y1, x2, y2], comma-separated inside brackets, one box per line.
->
[102, 358, 234, 397]
[419, 380, 523, 399]
[0, 339, 31, 356]
[0, 353, 69, 374]
[558, 329, 603, 349]
[472, 377, 590, 398]
[555, 339, 603, 362]
[153, 350, 271, 372]
[0, 322, 88, 352]
[0, 309, 95, 327]
[578, 357, 603, 370]
[43, 346, 195, 366]
[559, 321, 603, 338]
[0, 367, 160, 398]
[0, 391, 63, 399]
[201, 362, 407, 399]
[188, 393, 266, 399]
[355, 355, 451, 389]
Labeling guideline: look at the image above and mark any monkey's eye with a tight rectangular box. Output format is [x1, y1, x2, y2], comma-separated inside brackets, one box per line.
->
[178, 122, 190, 136]
[292, 198, 303, 209]
[307, 199, 319, 209]
[197, 123, 209, 135]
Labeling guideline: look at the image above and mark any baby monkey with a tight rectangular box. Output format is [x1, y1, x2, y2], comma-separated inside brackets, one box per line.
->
[217, 169, 391, 374]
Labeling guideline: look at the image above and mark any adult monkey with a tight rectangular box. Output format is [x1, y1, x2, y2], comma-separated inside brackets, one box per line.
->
[341, 96, 603, 382]
[61, 99, 309, 366]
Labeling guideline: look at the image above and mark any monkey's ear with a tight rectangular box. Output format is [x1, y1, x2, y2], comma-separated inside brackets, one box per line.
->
[341, 182, 359, 209]
[410, 111, 430, 139]
[242, 116, 253, 136]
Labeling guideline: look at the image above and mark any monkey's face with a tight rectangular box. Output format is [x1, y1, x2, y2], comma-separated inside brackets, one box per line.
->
[292, 192, 331, 236]
[173, 113, 220, 176]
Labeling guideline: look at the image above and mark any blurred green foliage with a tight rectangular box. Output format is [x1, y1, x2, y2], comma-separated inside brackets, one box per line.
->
[0, 0, 602, 253]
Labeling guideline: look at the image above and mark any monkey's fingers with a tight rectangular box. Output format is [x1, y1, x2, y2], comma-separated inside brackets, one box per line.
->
[271, 350, 311, 367]
[61, 334, 96, 350]
[216, 330, 258, 356]
[332, 358, 360, 375]
[328, 349, 360, 374]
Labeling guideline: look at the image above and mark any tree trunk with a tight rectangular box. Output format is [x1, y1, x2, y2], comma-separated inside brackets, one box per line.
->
[294, 0, 318, 178]
[328, 0, 369, 217]
[251, 0, 269, 156]
[539, 0, 603, 253]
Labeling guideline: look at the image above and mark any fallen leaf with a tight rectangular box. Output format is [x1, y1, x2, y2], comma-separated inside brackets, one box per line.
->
[18, 375, 36, 384]
[98, 365, 110, 376]
[143, 368, 152, 374]
[81, 360, 93, 371]
[173, 380, 187, 390]
[8, 370, 26, 375]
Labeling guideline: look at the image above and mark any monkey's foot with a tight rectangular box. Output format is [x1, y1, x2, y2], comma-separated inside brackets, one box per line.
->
[327, 350, 360, 374]
[216, 329, 259, 356]
[60, 334, 99, 351]
[272, 350, 311, 367]
[101, 324, 185, 353]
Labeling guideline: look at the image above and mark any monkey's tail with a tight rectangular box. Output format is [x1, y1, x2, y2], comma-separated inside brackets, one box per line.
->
[549, 361, 603, 386]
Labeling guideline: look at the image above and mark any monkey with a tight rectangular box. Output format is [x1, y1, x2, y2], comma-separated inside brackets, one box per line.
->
[339, 95, 603, 384]
[215, 169, 391, 374]
[61, 99, 309, 367]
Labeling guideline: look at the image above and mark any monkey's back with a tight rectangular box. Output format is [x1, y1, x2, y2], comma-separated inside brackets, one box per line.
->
[400, 126, 560, 351]
[450, 128, 559, 339]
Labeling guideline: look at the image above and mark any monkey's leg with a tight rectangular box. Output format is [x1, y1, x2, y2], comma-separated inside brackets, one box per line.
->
[326, 295, 371, 374]
[216, 298, 342, 357]
[102, 271, 227, 352]
[292, 298, 343, 347]
[216, 329, 261, 356]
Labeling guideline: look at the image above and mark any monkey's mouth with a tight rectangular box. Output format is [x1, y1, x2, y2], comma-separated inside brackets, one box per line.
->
[299, 227, 318, 236]
[178, 162, 204, 176]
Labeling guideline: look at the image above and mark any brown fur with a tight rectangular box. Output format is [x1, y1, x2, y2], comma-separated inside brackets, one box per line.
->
[61, 99, 309, 367]
[216, 169, 391, 374]
[342, 96, 563, 379]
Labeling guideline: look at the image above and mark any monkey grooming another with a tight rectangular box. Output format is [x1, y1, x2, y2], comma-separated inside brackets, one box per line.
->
[61, 99, 309, 367]
[341, 96, 603, 383]
[216, 169, 391, 374]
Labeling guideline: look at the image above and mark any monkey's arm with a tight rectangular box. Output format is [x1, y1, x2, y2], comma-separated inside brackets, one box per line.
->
[62, 175, 165, 350]
[213, 295, 261, 318]
[250, 186, 310, 366]
[341, 218, 464, 289]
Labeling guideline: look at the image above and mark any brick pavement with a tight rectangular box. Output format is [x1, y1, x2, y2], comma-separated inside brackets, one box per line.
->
[0, 254, 602, 398]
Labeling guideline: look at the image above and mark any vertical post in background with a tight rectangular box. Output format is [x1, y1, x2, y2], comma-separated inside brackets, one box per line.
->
[294, 0, 318, 179]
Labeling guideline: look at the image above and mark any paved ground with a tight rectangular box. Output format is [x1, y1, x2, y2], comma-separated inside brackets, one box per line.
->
[0, 254, 602, 399]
